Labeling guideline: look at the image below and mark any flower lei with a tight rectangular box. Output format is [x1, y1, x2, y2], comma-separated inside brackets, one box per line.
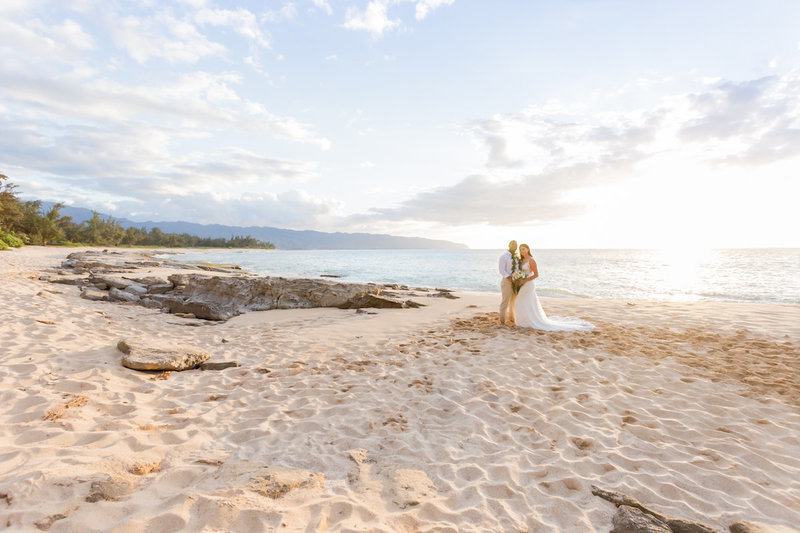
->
[510, 250, 522, 294]
[510, 250, 521, 273]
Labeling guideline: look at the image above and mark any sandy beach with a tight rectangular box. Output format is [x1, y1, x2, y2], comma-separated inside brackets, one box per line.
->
[1, 247, 798, 532]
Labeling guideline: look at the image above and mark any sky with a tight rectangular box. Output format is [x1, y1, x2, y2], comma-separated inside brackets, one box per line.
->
[1, 0, 799, 249]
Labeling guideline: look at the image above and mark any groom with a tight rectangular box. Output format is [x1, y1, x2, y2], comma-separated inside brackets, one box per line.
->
[498, 240, 518, 326]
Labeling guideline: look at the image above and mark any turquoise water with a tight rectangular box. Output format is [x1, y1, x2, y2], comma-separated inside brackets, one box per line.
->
[162, 248, 800, 304]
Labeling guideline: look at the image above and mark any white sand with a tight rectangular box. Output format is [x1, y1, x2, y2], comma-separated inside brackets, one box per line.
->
[1, 246, 798, 532]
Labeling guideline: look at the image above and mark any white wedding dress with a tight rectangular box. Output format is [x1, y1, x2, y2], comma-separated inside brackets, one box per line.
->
[514, 262, 594, 331]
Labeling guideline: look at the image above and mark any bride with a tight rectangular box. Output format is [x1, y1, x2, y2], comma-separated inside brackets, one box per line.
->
[514, 244, 594, 331]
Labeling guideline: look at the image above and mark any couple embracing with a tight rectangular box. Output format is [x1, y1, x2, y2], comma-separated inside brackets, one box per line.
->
[498, 240, 593, 331]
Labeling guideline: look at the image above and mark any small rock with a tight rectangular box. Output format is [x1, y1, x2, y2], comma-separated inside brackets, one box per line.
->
[139, 298, 163, 309]
[611, 505, 672, 533]
[392, 469, 438, 509]
[34, 513, 67, 531]
[85, 477, 134, 503]
[123, 283, 148, 296]
[204, 393, 227, 401]
[146, 282, 174, 295]
[88, 275, 131, 290]
[174, 312, 196, 319]
[430, 291, 459, 299]
[80, 288, 108, 301]
[730, 521, 800, 533]
[118, 338, 210, 371]
[348, 449, 371, 465]
[128, 460, 161, 476]
[199, 361, 240, 371]
[109, 287, 139, 302]
[50, 277, 83, 286]
[250, 468, 324, 499]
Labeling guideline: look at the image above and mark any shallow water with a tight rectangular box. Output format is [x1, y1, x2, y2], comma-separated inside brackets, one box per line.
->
[163, 248, 800, 304]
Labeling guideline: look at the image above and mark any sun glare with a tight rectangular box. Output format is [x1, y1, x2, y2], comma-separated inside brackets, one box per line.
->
[650, 246, 715, 299]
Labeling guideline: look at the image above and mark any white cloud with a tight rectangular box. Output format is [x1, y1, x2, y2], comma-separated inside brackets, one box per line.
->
[112, 12, 226, 64]
[0, 17, 93, 62]
[342, 0, 455, 36]
[312, 0, 333, 15]
[196, 7, 270, 48]
[0, 0, 41, 16]
[359, 70, 800, 227]
[261, 2, 298, 23]
[415, 0, 454, 20]
[343, 0, 400, 37]
[0, 65, 330, 148]
[1, 114, 329, 227]
[49, 19, 94, 50]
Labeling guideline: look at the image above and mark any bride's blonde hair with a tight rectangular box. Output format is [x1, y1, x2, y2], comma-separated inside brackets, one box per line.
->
[519, 244, 531, 257]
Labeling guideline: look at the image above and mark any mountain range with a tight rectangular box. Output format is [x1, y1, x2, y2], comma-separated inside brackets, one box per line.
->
[46, 203, 467, 250]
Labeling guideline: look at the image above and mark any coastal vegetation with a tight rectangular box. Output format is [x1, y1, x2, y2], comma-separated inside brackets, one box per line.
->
[0, 174, 274, 250]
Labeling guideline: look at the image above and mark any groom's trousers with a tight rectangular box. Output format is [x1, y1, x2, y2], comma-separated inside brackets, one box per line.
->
[499, 277, 516, 324]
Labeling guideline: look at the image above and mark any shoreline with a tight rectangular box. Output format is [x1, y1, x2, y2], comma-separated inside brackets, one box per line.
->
[1, 246, 798, 532]
[155, 246, 800, 306]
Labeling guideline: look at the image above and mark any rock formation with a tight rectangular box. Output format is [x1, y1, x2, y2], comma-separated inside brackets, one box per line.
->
[118, 338, 210, 371]
[50, 250, 440, 321]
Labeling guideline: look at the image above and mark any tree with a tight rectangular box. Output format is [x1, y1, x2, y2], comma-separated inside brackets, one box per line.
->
[39, 203, 72, 245]
[0, 173, 22, 232]
[79, 211, 103, 244]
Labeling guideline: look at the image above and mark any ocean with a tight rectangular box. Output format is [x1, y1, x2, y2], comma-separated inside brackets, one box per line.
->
[161, 248, 800, 305]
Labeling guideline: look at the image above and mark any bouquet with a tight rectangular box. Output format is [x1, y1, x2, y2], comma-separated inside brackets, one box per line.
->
[511, 253, 526, 293]
[511, 269, 526, 293]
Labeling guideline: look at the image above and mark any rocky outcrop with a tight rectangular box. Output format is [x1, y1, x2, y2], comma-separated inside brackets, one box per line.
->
[53, 250, 436, 321]
[118, 338, 210, 371]
[159, 273, 421, 320]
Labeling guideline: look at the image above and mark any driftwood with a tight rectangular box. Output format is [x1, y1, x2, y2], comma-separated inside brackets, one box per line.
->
[591, 485, 719, 533]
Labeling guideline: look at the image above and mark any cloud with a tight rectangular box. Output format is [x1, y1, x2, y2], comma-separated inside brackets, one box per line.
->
[341, 0, 455, 37]
[469, 70, 800, 174]
[415, 0, 454, 20]
[313, 0, 333, 15]
[678, 73, 800, 165]
[0, 16, 93, 62]
[0, 65, 330, 149]
[0, 0, 41, 16]
[1, 115, 331, 228]
[343, 1, 400, 38]
[356, 156, 640, 226]
[0, 116, 318, 187]
[358, 70, 800, 228]
[260, 2, 298, 23]
[154, 189, 342, 228]
[111, 11, 226, 64]
[196, 7, 270, 47]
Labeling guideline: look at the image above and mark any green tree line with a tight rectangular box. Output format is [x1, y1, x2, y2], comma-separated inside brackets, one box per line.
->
[0, 174, 274, 250]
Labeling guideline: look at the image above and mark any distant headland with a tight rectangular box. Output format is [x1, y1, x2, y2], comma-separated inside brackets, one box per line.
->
[45, 203, 468, 250]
